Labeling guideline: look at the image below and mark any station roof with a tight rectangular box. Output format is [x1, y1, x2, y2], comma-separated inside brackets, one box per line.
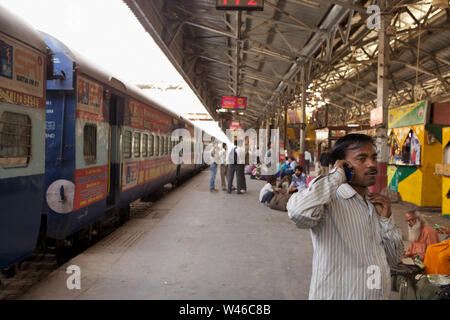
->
[124, 0, 450, 130]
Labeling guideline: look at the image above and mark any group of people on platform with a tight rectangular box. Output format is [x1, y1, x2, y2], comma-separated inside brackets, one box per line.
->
[209, 140, 247, 194]
[209, 133, 449, 299]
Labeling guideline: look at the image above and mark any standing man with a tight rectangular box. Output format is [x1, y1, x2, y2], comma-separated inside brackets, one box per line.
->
[236, 139, 246, 193]
[209, 140, 218, 192]
[227, 139, 244, 194]
[319, 147, 330, 175]
[219, 143, 229, 191]
[304, 149, 312, 175]
[287, 134, 404, 300]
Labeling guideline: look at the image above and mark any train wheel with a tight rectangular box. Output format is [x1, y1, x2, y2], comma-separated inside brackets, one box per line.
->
[118, 205, 130, 226]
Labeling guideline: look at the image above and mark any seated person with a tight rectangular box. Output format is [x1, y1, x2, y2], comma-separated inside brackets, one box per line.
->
[403, 211, 440, 261]
[289, 166, 307, 194]
[280, 160, 293, 179]
[424, 239, 450, 275]
[278, 175, 292, 194]
[259, 175, 278, 205]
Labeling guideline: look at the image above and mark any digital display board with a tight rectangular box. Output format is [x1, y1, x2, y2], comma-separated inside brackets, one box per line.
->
[221, 96, 247, 110]
[216, 0, 264, 11]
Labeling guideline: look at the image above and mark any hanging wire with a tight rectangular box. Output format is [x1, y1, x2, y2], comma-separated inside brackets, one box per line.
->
[415, 21, 421, 101]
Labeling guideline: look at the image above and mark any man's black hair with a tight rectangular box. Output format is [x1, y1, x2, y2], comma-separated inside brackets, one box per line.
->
[267, 175, 277, 184]
[295, 166, 303, 172]
[329, 134, 376, 165]
[223, 142, 227, 148]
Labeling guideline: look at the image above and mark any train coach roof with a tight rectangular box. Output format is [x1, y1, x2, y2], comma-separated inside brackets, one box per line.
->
[0, 5, 48, 53]
[40, 31, 199, 126]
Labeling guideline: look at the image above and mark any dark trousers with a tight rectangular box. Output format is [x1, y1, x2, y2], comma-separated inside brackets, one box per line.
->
[228, 164, 244, 193]
[238, 164, 246, 191]
[261, 191, 275, 204]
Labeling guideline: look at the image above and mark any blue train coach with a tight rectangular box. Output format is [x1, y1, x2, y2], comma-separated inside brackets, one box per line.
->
[41, 32, 206, 247]
[0, 5, 49, 270]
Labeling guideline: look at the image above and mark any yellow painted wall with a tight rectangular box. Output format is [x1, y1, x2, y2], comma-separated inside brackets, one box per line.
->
[398, 169, 423, 205]
[442, 127, 450, 215]
[422, 126, 443, 207]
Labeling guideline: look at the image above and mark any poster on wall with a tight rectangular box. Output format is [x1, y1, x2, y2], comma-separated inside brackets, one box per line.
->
[389, 128, 421, 166]
[388, 100, 429, 129]
[77, 76, 104, 121]
[0, 34, 46, 109]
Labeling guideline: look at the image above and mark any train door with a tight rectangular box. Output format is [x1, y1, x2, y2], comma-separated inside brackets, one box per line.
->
[106, 94, 123, 207]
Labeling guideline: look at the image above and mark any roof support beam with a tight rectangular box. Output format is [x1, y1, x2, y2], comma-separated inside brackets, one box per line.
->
[265, 0, 325, 34]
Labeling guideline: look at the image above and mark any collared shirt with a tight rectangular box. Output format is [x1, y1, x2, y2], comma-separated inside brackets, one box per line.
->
[290, 161, 298, 171]
[305, 151, 312, 161]
[227, 146, 245, 165]
[287, 168, 404, 300]
[219, 149, 227, 165]
[404, 225, 440, 261]
[290, 173, 307, 191]
[259, 183, 274, 202]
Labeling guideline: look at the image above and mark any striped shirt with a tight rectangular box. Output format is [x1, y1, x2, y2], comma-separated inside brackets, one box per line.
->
[287, 168, 404, 300]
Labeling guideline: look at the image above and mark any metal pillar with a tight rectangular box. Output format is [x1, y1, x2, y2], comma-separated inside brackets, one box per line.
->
[299, 81, 307, 168]
[284, 104, 288, 159]
[373, 0, 391, 194]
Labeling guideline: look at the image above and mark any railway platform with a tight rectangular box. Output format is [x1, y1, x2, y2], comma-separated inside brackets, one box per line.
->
[16, 169, 448, 300]
[18, 170, 312, 300]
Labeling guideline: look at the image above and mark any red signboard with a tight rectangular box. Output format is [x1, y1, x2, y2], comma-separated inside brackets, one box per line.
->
[221, 96, 247, 110]
[230, 121, 242, 130]
[370, 106, 383, 127]
[73, 166, 108, 211]
[216, 0, 264, 10]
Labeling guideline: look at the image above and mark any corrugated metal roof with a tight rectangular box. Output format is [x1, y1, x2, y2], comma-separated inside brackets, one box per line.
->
[124, 0, 450, 129]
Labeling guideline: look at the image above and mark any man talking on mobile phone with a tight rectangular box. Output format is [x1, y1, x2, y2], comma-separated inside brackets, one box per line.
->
[287, 134, 404, 300]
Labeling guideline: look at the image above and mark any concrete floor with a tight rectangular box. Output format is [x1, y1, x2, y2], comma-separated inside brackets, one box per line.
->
[18, 169, 449, 300]
[20, 171, 313, 300]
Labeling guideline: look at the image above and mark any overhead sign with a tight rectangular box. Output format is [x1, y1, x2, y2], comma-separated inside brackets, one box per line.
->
[370, 106, 383, 127]
[230, 122, 242, 130]
[221, 96, 247, 110]
[216, 0, 264, 11]
[388, 100, 429, 128]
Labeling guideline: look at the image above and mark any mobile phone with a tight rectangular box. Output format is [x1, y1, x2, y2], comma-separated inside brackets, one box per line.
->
[344, 164, 354, 182]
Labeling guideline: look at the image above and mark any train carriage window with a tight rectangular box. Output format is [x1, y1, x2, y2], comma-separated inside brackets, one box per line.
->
[165, 136, 169, 155]
[142, 134, 148, 157]
[83, 124, 97, 165]
[133, 132, 141, 158]
[155, 135, 160, 156]
[0, 112, 31, 167]
[161, 135, 164, 157]
[149, 134, 154, 157]
[123, 130, 132, 159]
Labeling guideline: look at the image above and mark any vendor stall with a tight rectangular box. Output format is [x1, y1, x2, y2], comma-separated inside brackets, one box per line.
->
[387, 100, 446, 207]
[435, 127, 450, 217]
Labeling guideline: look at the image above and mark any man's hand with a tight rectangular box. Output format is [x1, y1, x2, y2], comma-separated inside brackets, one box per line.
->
[403, 251, 415, 258]
[437, 226, 450, 235]
[333, 160, 353, 182]
[368, 192, 391, 218]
